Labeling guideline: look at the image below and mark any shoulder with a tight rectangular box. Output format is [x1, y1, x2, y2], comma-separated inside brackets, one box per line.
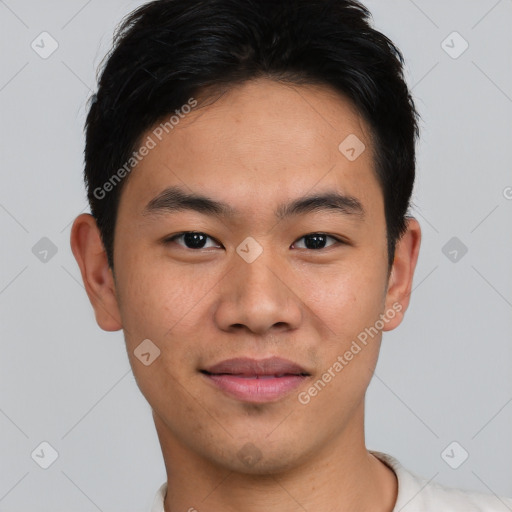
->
[150, 482, 166, 512]
[370, 451, 512, 512]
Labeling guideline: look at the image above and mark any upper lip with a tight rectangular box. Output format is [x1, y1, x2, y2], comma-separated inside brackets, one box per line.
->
[202, 357, 310, 376]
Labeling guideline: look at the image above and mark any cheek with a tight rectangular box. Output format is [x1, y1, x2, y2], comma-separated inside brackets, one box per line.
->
[295, 263, 386, 426]
[119, 257, 196, 326]
[115, 254, 210, 412]
[297, 256, 388, 342]
[114, 250, 217, 351]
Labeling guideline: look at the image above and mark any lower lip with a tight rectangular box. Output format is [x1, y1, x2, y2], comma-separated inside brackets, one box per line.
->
[202, 373, 308, 403]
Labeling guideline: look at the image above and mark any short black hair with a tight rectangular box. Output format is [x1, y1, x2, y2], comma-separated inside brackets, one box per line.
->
[84, 0, 419, 270]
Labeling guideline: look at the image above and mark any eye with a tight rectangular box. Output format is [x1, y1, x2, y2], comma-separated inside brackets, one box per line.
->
[292, 233, 342, 250]
[165, 232, 222, 249]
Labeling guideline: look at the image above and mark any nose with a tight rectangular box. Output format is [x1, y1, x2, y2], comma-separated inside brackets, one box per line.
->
[213, 245, 303, 336]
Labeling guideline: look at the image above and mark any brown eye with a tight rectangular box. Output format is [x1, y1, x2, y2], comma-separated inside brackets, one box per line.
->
[166, 232, 221, 249]
[292, 233, 341, 250]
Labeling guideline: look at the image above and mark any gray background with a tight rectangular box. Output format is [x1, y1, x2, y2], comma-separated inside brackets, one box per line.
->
[1, 0, 511, 510]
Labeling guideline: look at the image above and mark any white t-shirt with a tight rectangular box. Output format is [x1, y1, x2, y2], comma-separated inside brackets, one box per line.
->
[150, 450, 512, 511]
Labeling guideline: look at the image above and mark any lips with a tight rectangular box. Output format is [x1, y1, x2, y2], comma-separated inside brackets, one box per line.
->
[201, 357, 310, 403]
[202, 357, 310, 377]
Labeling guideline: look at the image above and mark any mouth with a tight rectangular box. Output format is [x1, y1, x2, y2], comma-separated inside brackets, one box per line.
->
[200, 357, 311, 403]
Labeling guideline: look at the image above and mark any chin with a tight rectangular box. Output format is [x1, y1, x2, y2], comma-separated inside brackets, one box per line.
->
[206, 438, 307, 476]
[231, 453, 300, 476]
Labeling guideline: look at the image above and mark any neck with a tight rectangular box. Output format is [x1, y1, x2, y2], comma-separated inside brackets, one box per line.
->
[154, 405, 397, 512]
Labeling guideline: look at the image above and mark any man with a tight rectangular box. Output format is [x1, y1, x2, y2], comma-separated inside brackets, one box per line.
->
[70, 0, 512, 510]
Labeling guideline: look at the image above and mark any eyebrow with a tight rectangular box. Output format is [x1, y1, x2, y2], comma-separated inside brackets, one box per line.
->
[142, 185, 365, 221]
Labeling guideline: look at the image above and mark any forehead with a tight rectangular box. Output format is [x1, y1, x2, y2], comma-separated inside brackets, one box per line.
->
[118, 78, 381, 222]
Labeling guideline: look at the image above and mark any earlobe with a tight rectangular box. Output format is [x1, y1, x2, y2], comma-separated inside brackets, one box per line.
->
[70, 213, 123, 331]
[382, 217, 421, 331]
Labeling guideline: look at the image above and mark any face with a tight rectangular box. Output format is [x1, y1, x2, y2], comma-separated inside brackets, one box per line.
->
[72, 78, 420, 474]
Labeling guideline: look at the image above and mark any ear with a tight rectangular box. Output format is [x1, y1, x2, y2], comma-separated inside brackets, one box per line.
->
[70, 213, 122, 331]
[382, 217, 421, 331]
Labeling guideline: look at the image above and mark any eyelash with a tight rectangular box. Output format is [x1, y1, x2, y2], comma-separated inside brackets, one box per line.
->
[164, 232, 346, 250]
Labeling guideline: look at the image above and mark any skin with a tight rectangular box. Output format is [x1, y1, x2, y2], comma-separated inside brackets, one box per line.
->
[71, 78, 421, 512]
